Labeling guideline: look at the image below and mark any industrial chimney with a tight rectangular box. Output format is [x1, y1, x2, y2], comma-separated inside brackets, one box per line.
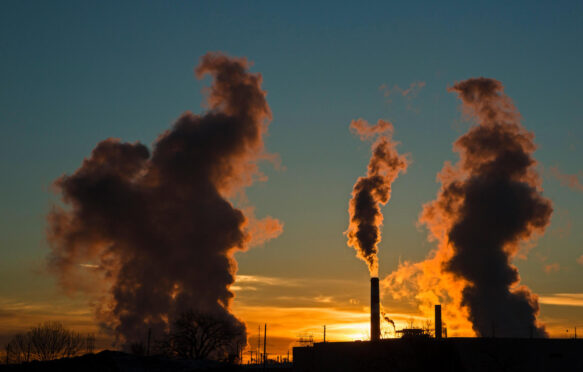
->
[435, 304, 442, 339]
[371, 277, 380, 341]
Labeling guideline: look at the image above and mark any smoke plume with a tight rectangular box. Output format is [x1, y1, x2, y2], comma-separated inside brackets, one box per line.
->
[47, 53, 283, 347]
[345, 119, 409, 276]
[549, 166, 583, 193]
[385, 78, 552, 337]
[383, 313, 396, 333]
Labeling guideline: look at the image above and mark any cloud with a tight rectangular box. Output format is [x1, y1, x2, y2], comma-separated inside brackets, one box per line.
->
[401, 81, 426, 97]
[543, 263, 560, 274]
[379, 81, 426, 111]
[235, 275, 303, 287]
[539, 294, 583, 307]
[380, 81, 426, 101]
[313, 295, 333, 303]
[549, 166, 583, 192]
[0, 297, 105, 350]
[232, 303, 430, 344]
[550, 208, 572, 239]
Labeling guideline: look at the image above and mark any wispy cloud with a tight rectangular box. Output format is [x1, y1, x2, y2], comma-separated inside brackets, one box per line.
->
[0, 297, 94, 320]
[543, 263, 560, 274]
[229, 285, 257, 292]
[379, 81, 426, 111]
[232, 303, 429, 342]
[549, 166, 583, 192]
[314, 295, 333, 303]
[234, 275, 361, 290]
[0, 296, 102, 348]
[539, 293, 583, 307]
[235, 274, 303, 287]
[550, 207, 572, 239]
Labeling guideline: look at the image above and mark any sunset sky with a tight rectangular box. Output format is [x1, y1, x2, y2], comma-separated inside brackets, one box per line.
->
[1, 1, 582, 359]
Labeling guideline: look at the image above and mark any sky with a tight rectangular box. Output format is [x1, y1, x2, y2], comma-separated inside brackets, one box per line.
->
[1, 0, 582, 359]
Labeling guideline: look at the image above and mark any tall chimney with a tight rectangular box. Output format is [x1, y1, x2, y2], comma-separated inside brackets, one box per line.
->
[435, 304, 442, 339]
[371, 277, 380, 341]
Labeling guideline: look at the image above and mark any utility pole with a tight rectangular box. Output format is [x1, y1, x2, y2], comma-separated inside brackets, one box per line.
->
[257, 325, 261, 364]
[323, 325, 326, 342]
[491, 321, 496, 338]
[263, 324, 267, 371]
[575, 327, 577, 339]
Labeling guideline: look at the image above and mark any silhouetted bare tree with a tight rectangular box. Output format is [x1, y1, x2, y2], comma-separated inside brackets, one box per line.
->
[29, 322, 70, 361]
[5, 322, 89, 363]
[63, 330, 84, 358]
[159, 310, 244, 361]
[6, 333, 31, 363]
[85, 334, 96, 354]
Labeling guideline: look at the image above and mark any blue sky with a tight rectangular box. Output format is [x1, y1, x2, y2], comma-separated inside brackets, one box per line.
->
[1, 1, 582, 346]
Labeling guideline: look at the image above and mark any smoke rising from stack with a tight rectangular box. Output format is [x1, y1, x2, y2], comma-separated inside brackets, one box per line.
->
[385, 78, 551, 337]
[47, 53, 283, 347]
[383, 314, 396, 331]
[345, 119, 409, 276]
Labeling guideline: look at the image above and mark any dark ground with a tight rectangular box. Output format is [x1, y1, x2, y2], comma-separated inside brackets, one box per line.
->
[293, 338, 583, 372]
[0, 351, 292, 372]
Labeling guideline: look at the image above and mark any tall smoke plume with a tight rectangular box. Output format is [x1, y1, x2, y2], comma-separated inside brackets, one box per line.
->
[385, 78, 552, 337]
[345, 119, 409, 276]
[47, 53, 283, 347]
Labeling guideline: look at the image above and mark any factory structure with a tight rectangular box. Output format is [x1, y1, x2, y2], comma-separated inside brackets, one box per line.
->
[292, 277, 583, 372]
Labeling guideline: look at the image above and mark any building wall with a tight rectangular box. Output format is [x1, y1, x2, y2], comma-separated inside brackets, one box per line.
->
[293, 338, 583, 372]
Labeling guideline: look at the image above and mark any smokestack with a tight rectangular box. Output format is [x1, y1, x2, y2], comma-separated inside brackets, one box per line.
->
[435, 305, 442, 339]
[371, 277, 380, 341]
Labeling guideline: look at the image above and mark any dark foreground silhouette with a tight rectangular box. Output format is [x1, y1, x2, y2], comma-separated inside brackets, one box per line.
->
[0, 351, 291, 372]
[294, 338, 583, 372]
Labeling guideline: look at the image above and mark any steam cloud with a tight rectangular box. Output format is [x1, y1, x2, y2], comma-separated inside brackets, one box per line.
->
[386, 78, 552, 337]
[47, 53, 283, 347]
[345, 119, 409, 276]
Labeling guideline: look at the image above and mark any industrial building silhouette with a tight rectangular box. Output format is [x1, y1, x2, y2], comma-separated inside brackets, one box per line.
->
[292, 282, 583, 371]
[293, 337, 583, 372]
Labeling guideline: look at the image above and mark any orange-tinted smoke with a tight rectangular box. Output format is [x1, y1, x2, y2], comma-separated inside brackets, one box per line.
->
[47, 53, 282, 348]
[549, 166, 583, 193]
[385, 78, 552, 337]
[346, 119, 409, 276]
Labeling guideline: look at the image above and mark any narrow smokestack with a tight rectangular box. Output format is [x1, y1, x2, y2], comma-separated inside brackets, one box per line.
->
[371, 277, 380, 341]
[435, 304, 442, 339]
